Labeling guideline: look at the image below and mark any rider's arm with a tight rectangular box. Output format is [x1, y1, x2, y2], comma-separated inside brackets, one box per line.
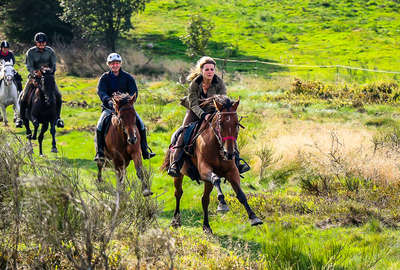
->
[127, 73, 138, 97]
[97, 74, 112, 109]
[25, 50, 35, 74]
[48, 47, 57, 73]
[188, 81, 205, 119]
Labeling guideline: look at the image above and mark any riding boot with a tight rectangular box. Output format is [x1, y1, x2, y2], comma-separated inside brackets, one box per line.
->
[139, 128, 155, 159]
[167, 134, 185, 177]
[235, 152, 251, 174]
[94, 129, 105, 162]
[55, 89, 64, 128]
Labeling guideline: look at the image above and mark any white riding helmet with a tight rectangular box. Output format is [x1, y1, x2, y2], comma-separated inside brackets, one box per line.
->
[107, 53, 122, 64]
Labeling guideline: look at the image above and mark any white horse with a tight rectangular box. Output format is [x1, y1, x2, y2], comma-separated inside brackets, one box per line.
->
[0, 60, 20, 126]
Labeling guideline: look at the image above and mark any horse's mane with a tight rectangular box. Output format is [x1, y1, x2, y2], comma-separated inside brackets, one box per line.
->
[42, 71, 56, 92]
[199, 95, 235, 113]
[112, 92, 132, 107]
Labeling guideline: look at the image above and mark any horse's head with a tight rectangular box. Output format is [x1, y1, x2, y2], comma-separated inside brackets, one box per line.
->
[112, 92, 138, 145]
[2, 61, 15, 86]
[213, 97, 241, 160]
[37, 67, 56, 105]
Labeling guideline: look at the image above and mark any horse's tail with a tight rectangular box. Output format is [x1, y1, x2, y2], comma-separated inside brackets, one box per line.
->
[160, 148, 171, 172]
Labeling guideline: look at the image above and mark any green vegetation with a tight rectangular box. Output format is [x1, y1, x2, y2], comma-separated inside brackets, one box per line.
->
[131, 0, 400, 82]
[1, 0, 400, 268]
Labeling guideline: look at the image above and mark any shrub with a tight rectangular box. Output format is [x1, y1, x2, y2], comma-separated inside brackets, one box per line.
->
[180, 14, 214, 57]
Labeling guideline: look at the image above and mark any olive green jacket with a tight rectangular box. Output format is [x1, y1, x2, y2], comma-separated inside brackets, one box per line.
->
[25, 46, 57, 73]
[180, 74, 227, 118]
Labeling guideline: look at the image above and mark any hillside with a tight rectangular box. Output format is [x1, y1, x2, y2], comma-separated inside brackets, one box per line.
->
[131, 0, 400, 82]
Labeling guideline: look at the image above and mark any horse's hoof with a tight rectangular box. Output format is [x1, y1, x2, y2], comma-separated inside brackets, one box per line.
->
[203, 225, 213, 234]
[51, 147, 58, 153]
[142, 189, 153, 197]
[171, 217, 181, 228]
[250, 217, 263, 226]
[217, 203, 229, 213]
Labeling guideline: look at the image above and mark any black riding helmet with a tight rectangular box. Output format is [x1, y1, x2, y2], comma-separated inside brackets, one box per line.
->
[34, 32, 47, 43]
[0, 41, 10, 48]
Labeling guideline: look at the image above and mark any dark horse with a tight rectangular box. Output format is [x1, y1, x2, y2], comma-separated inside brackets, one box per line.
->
[22, 67, 58, 156]
[97, 92, 153, 197]
[162, 95, 262, 233]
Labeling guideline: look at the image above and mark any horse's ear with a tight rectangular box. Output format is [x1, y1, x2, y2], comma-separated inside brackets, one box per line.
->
[213, 99, 223, 112]
[112, 98, 118, 111]
[130, 92, 137, 104]
[232, 97, 240, 111]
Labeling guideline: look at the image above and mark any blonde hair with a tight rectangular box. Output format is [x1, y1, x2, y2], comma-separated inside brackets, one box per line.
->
[186, 56, 217, 82]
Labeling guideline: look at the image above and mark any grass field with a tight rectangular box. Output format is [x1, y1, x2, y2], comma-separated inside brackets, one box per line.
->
[2, 0, 400, 268]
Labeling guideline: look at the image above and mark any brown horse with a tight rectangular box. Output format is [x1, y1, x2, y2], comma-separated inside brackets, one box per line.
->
[162, 95, 262, 233]
[97, 92, 152, 197]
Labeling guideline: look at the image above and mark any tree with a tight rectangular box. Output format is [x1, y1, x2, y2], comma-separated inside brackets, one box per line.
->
[180, 15, 214, 57]
[0, 0, 73, 45]
[60, 0, 147, 51]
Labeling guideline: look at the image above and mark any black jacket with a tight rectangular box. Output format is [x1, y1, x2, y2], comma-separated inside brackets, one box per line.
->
[0, 51, 16, 64]
[97, 69, 138, 110]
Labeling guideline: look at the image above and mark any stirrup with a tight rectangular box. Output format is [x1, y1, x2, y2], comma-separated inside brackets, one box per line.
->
[237, 158, 251, 174]
[142, 146, 156, 159]
[167, 163, 181, 177]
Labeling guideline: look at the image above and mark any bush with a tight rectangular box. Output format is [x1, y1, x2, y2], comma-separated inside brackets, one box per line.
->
[180, 14, 214, 57]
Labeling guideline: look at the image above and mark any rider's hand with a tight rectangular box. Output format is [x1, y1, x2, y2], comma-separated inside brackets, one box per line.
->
[204, 114, 211, 121]
[108, 100, 114, 109]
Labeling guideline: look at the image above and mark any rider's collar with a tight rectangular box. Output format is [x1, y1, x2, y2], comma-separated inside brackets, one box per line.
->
[0, 51, 8, 56]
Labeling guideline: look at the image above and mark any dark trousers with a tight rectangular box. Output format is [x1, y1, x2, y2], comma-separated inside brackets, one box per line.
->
[170, 110, 199, 165]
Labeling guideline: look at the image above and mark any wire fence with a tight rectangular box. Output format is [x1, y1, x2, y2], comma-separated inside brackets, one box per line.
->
[213, 57, 400, 74]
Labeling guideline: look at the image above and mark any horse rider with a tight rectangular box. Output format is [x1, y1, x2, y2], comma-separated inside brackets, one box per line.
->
[16, 32, 64, 128]
[94, 52, 156, 162]
[0, 40, 23, 93]
[167, 56, 250, 177]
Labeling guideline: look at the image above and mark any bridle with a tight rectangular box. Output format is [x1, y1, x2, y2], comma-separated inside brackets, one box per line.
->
[115, 103, 136, 133]
[210, 110, 245, 158]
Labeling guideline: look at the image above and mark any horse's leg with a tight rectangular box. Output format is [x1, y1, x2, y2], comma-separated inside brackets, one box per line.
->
[38, 122, 49, 156]
[0, 104, 7, 126]
[97, 160, 104, 182]
[202, 181, 214, 234]
[171, 175, 184, 228]
[201, 168, 229, 213]
[32, 116, 39, 140]
[50, 122, 57, 153]
[132, 153, 153, 197]
[13, 97, 20, 123]
[226, 171, 263, 226]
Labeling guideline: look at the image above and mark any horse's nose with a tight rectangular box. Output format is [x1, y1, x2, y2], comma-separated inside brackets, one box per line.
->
[128, 136, 137, 145]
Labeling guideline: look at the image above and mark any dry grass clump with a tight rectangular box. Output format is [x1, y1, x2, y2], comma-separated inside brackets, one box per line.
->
[252, 120, 400, 184]
[0, 130, 165, 269]
[289, 78, 400, 104]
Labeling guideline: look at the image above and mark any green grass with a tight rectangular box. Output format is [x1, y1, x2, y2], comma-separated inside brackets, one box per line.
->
[129, 0, 400, 83]
[2, 71, 400, 268]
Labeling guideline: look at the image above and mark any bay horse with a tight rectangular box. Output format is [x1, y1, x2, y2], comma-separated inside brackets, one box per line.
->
[162, 95, 262, 233]
[96, 92, 153, 197]
[22, 67, 58, 156]
[0, 60, 20, 126]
